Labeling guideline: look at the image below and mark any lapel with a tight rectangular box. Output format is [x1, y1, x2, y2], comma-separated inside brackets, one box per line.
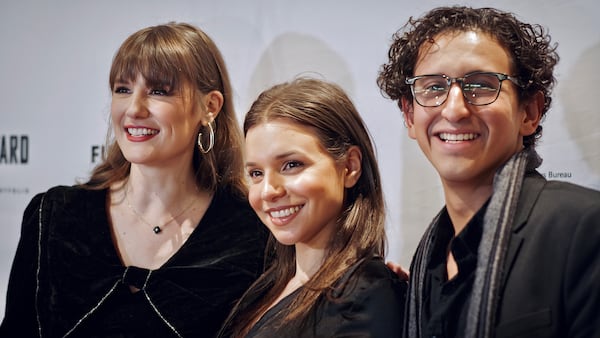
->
[501, 171, 547, 286]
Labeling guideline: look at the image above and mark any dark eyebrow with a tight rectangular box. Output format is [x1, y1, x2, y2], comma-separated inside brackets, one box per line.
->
[244, 151, 298, 168]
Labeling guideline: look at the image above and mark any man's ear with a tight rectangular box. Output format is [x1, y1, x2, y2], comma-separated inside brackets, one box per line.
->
[343, 146, 362, 188]
[520, 91, 544, 136]
[401, 97, 416, 139]
[201, 90, 224, 125]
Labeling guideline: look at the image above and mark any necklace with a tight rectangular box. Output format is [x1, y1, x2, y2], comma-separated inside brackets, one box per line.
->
[124, 185, 198, 234]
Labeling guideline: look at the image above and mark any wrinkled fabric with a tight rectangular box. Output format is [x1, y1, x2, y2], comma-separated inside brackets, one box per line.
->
[405, 170, 600, 338]
[406, 149, 537, 337]
[1, 185, 268, 338]
[246, 257, 407, 338]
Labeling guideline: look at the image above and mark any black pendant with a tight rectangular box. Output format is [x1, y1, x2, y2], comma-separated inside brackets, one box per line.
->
[153, 226, 162, 234]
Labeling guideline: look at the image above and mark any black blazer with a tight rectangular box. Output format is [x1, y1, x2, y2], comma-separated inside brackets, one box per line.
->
[246, 257, 407, 338]
[494, 172, 600, 337]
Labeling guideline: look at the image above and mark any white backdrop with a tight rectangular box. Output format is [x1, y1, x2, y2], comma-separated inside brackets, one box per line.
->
[1, 0, 599, 319]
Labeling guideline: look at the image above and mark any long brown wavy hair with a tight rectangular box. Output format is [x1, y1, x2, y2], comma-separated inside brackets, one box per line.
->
[82, 22, 246, 197]
[377, 6, 559, 148]
[220, 78, 387, 337]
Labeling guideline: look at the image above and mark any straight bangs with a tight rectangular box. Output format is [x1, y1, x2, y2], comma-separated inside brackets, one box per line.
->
[109, 27, 193, 94]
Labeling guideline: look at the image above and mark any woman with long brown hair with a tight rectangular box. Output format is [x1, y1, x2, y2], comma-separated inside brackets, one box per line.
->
[1, 22, 267, 337]
[219, 78, 406, 337]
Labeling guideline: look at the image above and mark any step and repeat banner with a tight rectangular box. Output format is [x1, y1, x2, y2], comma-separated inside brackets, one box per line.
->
[1, 0, 599, 317]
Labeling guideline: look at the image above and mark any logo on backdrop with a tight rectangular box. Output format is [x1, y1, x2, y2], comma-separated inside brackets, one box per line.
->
[540, 171, 574, 179]
[0, 134, 30, 195]
[91, 144, 106, 164]
[0, 134, 29, 165]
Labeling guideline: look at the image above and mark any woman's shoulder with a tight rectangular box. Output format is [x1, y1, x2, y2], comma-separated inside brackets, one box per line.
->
[333, 256, 408, 301]
[212, 189, 265, 229]
[204, 188, 268, 242]
[24, 185, 103, 213]
[19, 185, 107, 238]
[357, 257, 403, 281]
[313, 257, 406, 337]
[212, 188, 255, 216]
[38, 185, 105, 202]
[27, 186, 108, 231]
[343, 256, 402, 282]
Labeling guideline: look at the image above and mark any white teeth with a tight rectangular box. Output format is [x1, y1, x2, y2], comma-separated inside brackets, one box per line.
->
[269, 206, 301, 218]
[439, 132, 477, 142]
[127, 128, 158, 136]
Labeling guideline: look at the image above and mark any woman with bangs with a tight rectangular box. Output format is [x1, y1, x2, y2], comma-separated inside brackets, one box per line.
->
[0, 22, 267, 337]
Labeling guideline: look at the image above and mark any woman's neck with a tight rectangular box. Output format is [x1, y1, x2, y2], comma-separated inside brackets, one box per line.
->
[125, 165, 200, 205]
[293, 243, 327, 283]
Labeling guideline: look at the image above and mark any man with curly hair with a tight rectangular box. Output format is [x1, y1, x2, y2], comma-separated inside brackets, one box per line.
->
[378, 6, 600, 338]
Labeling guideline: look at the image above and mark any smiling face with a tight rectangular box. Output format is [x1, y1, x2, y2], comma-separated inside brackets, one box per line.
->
[402, 30, 540, 191]
[245, 119, 350, 249]
[111, 74, 203, 168]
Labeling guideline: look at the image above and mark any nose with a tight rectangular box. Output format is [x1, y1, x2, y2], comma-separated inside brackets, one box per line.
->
[125, 93, 149, 119]
[440, 83, 470, 122]
[261, 173, 285, 202]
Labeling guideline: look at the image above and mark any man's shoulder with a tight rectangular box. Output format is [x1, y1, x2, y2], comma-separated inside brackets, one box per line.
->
[533, 180, 599, 213]
[543, 179, 600, 199]
[522, 173, 600, 211]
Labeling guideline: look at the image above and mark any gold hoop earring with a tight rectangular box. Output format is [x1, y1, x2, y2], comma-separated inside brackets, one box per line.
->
[198, 120, 215, 154]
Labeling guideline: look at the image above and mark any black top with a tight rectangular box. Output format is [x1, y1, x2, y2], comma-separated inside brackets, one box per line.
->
[407, 172, 600, 337]
[422, 203, 486, 338]
[0, 185, 268, 338]
[245, 257, 407, 338]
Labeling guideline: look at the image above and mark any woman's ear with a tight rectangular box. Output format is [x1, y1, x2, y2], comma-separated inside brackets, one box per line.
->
[401, 97, 416, 139]
[520, 90, 544, 137]
[201, 90, 224, 125]
[343, 146, 362, 188]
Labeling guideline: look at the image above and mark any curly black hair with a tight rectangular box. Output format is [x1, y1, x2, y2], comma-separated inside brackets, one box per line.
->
[377, 6, 559, 147]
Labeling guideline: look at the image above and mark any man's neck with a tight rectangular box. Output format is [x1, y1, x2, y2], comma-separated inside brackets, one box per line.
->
[442, 182, 492, 235]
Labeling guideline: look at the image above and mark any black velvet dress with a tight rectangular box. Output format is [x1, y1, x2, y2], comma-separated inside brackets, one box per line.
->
[0, 185, 268, 338]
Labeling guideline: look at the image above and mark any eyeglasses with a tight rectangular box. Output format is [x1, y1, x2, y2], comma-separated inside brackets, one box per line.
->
[405, 72, 523, 107]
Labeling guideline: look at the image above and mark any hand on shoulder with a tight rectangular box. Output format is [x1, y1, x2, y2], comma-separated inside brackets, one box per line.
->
[386, 261, 409, 281]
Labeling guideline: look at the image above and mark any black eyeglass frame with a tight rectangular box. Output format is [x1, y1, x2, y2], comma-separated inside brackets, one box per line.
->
[405, 71, 523, 107]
